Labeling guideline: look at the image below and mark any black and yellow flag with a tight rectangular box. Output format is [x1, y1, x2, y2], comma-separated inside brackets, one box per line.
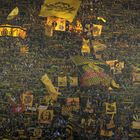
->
[38, 106, 54, 124]
[47, 17, 66, 31]
[105, 102, 116, 114]
[58, 76, 67, 87]
[0, 24, 26, 39]
[39, 0, 81, 22]
[92, 24, 102, 36]
[41, 74, 61, 97]
[22, 92, 33, 107]
[81, 38, 90, 54]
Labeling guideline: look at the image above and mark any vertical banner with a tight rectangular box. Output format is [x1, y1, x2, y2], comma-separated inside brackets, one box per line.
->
[22, 92, 33, 107]
[38, 106, 53, 124]
[81, 39, 90, 54]
[33, 128, 42, 138]
[92, 24, 102, 36]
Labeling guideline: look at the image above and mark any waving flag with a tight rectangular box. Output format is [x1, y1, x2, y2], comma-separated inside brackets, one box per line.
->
[41, 74, 61, 96]
[7, 7, 19, 20]
[39, 0, 81, 22]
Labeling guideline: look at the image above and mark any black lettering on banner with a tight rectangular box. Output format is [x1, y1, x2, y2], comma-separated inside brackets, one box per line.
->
[1, 28, 8, 36]
[45, 2, 75, 13]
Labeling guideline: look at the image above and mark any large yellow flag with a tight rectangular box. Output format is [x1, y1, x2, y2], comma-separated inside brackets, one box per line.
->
[39, 0, 81, 22]
[41, 74, 61, 96]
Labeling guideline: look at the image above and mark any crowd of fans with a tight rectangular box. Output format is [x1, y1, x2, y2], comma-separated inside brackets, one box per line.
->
[0, 0, 139, 139]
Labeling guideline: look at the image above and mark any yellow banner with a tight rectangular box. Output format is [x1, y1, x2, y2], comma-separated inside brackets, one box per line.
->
[58, 76, 67, 87]
[69, 77, 78, 86]
[66, 98, 80, 106]
[105, 102, 116, 114]
[93, 24, 102, 36]
[81, 39, 90, 54]
[132, 72, 140, 83]
[106, 60, 118, 67]
[38, 106, 53, 124]
[47, 17, 66, 31]
[39, 0, 81, 22]
[0, 24, 26, 39]
[75, 20, 83, 32]
[132, 121, 140, 129]
[41, 74, 61, 97]
[22, 92, 33, 107]
[100, 129, 113, 137]
[106, 60, 124, 74]
[33, 128, 42, 138]
[45, 24, 53, 37]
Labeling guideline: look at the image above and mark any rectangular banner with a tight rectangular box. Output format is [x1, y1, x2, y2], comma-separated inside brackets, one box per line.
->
[66, 97, 80, 106]
[69, 76, 78, 86]
[45, 24, 53, 37]
[106, 60, 124, 74]
[132, 121, 140, 129]
[0, 24, 26, 39]
[58, 76, 67, 87]
[105, 102, 116, 114]
[100, 129, 113, 137]
[132, 72, 140, 84]
[22, 93, 33, 107]
[92, 24, 103, 36]
[39, 0, 81, 22]
[46, 17, 66, 31]
[38, 106, 53, 124]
